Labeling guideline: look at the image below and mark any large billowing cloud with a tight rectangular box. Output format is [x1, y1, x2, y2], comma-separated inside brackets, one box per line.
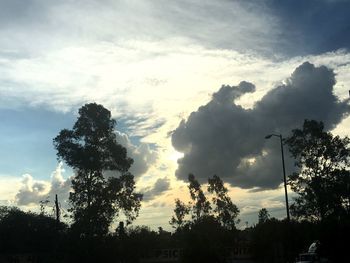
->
[172, 62, 350, 189]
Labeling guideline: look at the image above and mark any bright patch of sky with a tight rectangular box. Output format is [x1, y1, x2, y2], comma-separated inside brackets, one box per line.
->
[0, 0, 349, 230]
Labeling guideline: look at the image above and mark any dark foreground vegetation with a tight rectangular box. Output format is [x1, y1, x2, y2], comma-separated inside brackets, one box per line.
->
[0, 103, 349, 263]
[0, 206, 349, 263]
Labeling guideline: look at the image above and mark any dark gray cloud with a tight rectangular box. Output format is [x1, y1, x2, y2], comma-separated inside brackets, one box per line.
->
[0, 0, 48, 27]
[141, 177, 171, 201]
[172, 62, 350, 189]
[265, 0, 350, 55]
[143, 0, 350, 55]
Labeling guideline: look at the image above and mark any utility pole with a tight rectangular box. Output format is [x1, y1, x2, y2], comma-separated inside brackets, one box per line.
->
[55, 194, 60, 226]
[265, 134, 290, 222]
[279, 134, 290, 222]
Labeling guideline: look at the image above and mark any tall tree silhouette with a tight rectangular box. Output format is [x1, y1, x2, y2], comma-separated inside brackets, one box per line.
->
[257, 208, 270, 224]
[53, 103, 142, 237]
[285, 119, 350, 221]
[208, 175, 240, 229]
[169, 199, 190, 229]
[170, 174, 240, 263]
[170, 174, 239, 229]
[188, 173, 211, 221]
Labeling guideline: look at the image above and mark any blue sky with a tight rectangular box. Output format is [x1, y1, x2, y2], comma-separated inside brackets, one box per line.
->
[1, 0, 350, 229]
[0, 107, 74, 178]
[265, 0, 350, 55]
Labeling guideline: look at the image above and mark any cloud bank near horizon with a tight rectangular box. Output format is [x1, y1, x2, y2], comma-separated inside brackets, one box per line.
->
[16, 163, 71, 207]
[172, 62, 350, 189]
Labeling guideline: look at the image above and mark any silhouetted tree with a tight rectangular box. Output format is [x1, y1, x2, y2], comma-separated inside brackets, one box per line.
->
[169, 199, 190, 229]
[39, 198, 50, 216]
[53, 103, 142, 237]
[121, 225, 160, 263]
[170, 174, 239, 230]
[0, 206, 66, 255]
[285, 119, 350, 221]
[208, 175, 240, 229]
[188, 173, 211, 221]
[180, 215, 231, 263]
[258, 208, 270, 224]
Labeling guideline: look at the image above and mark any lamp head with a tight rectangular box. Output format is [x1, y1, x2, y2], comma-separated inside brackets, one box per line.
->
[265, 134, 273, 139]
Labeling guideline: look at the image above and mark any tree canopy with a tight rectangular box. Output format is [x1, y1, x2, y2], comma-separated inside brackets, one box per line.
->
[258, 208, 270, 224]
[0, 206, 65, 254]
[285, 119, 350, 221]
[53, 103, 142, 237]
[170, 174, 239, 230]
[208, 175, 240, 229]
[188, 173, 212, 221]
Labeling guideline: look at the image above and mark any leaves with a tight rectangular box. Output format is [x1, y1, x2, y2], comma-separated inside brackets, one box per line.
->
[53, 103, 141, 237]
[285, 119, 350, 221]
[258, 208, 270, 224]
[170, 174, 239, 230]
[188, 174, 211, 221]
[208, 175, 239, 229]
[169, 199, 190, 228]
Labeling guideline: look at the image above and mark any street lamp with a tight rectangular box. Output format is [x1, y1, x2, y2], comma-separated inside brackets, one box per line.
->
[265, 133, 290, 222]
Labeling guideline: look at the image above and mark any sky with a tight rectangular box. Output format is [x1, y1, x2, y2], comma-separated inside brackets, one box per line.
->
[1, 0, 350, 230]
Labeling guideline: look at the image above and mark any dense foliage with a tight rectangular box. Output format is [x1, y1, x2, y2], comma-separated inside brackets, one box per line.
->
[53, 103, 142, 237]
[285, 119, 350, 221]
[168, 174, 241, 262]
[170, 174, 240, 230]
[258, 208, 270, 224]
[1, 205, 348, 262]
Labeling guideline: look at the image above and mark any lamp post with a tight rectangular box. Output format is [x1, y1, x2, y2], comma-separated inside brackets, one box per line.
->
[265, 133, 290, 222]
